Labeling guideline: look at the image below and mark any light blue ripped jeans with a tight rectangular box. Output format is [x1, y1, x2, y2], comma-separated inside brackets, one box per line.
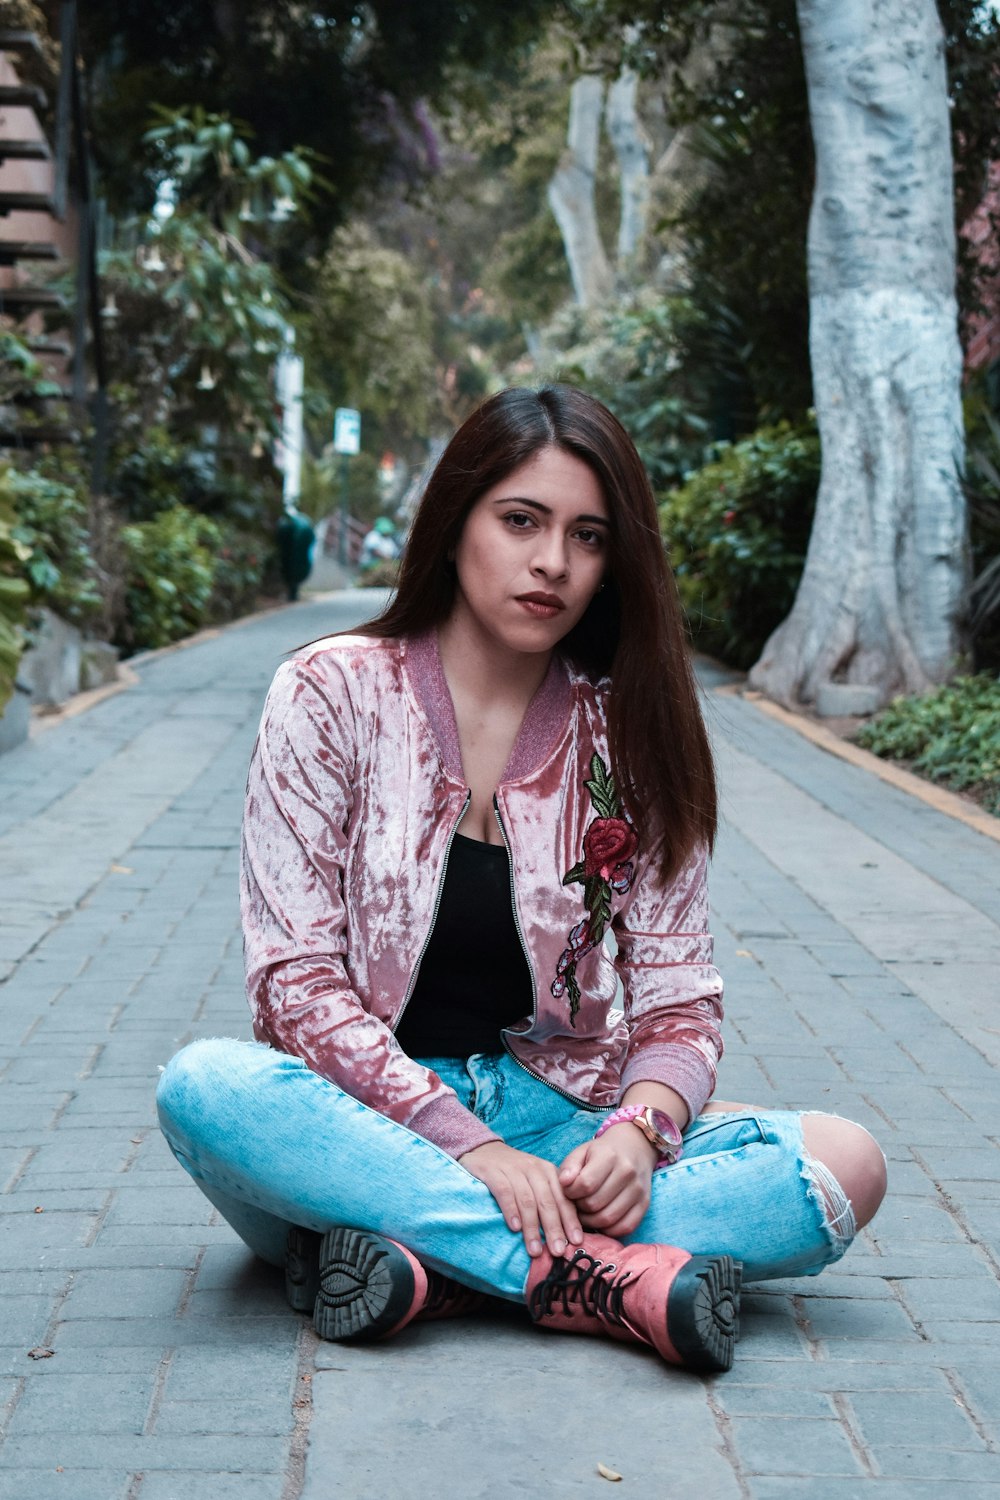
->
[156, 1039, 856, 1300]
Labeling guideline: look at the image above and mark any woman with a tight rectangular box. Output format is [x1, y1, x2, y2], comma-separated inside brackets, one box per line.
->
[157, 386, 886, 1374]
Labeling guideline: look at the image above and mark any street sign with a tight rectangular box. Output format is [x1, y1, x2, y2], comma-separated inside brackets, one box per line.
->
[333, 407, 361, 455]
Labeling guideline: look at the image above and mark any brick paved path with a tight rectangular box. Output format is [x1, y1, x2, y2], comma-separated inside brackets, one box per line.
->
[1, 594, 999, 1498]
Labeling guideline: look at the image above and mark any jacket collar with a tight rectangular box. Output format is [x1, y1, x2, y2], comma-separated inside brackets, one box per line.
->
[403, 627, 574, 784]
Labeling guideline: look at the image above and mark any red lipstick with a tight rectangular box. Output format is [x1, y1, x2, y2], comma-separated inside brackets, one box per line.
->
[515, 592, 565, 619]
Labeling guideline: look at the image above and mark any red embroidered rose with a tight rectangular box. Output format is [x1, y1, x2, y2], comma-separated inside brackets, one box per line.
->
[582, 817, 639, 883]
[553, 753, 640, 1024]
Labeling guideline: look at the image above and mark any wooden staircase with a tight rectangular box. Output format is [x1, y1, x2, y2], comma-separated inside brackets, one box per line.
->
[0, 22, 74, 447]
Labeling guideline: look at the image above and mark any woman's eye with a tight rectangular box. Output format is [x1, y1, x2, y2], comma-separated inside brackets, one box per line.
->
[575, 528, 604, 547]
[503, 511, 535, 530]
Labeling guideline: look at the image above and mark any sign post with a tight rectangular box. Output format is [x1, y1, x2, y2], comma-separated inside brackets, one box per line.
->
[333, 408, 361, 565]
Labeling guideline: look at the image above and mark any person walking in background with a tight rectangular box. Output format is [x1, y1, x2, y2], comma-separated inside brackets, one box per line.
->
[275, 504, 316, 601]
[358, 514, 400, 575]
[157, 386, 886, 1375]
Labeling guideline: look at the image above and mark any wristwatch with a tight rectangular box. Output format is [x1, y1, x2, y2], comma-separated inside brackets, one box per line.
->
[594, 1103, 684, 1168]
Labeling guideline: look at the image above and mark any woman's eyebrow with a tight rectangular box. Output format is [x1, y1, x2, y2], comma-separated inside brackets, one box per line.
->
[492, 496, 610, 527]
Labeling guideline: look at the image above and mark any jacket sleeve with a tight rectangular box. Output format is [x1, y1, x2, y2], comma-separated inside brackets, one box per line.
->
[240, 656, 499, 1159]
[610, 840, 724, 1123]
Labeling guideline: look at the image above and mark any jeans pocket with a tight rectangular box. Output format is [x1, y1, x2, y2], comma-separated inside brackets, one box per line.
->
[680, 1111, 768, 1162]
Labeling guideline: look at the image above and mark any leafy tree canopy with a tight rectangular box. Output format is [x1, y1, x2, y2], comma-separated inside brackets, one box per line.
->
[69, 0, 553, 259]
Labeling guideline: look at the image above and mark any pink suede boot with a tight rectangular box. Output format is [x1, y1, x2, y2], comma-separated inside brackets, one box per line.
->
[290, 1226, 488, 1342]
[525, 1234, 740, 1373]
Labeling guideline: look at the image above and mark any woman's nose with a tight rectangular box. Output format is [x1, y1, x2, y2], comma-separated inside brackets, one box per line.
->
[531, 532, 569, 579]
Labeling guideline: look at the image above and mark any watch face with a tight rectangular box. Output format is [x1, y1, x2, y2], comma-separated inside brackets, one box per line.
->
[647, 1109, 682, 1148]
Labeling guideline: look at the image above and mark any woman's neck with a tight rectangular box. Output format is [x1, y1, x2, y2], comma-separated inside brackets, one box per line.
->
[436, 611, 552, 718]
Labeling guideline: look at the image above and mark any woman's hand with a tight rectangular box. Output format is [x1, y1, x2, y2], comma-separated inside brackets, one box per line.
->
[459, 1141, 584, 1258]
[557, 1124, 658, 1238]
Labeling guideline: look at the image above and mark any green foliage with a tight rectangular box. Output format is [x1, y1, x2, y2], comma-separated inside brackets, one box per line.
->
[963, 394, 1000, 672]
[0, 486, 31, 715]
[541, 295, 715, 489]
[303, 221, 439, 450]
[659, 420, 820, 668]
[120, 506, 222, 651]
[856, 677, 1000, 816]
[3, 466, 103, 627]
[79, 0, 553, 267]
[143, 107, 325, 244]
[211, 520, 270, 624]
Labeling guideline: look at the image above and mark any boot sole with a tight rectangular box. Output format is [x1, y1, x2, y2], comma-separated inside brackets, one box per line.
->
[312, 1226, 416, 1343]
[284, 1225, 322, 1313]
[667, 1254, 742, 1373]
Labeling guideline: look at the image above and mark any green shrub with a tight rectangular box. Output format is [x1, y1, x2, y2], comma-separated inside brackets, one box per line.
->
[4, 465, 104, 627]
[659, 420, 820, 669]
[120, 504, 221, 651]
[209, 519, 269, 622]
[855, 676, 1000, 815]
[0, 489, 31, 714]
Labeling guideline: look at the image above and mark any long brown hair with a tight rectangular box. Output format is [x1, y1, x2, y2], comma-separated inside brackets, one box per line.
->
[358, 385, 716, 880]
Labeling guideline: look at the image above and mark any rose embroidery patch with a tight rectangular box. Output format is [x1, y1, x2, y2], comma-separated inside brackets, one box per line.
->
[552, 752, 638, 1024]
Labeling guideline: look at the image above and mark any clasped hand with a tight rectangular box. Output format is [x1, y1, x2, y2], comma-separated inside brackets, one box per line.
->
[460, 1123, 657, 1257]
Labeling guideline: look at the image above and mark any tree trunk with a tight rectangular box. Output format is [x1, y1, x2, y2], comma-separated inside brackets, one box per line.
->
[605, 67, 649, 267]
[548, 76, 614, 307]
[749, 0, 966, 709]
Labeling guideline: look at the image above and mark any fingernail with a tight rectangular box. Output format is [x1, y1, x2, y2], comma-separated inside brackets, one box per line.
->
[529, 1239, 542, 1255]
[552, 1238, 566, 1254]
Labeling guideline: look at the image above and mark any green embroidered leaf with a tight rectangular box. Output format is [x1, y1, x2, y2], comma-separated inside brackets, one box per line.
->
[562, 860, 586, 886]
[584, 753, 621, 819]
[585, 782, 615, 819]
[567, 967, 581, 1024]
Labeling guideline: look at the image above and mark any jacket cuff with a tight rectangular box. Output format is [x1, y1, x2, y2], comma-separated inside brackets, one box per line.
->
[620, 1045, 716, 1125]
[408, 1093, 501, 1159]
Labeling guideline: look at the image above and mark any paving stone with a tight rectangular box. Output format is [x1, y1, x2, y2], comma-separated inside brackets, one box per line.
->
[0, 1433, 287, 1471]
[163, 1343, 298, 1401]
[868, 1447, 1000, 1481]
[58, 1267, 190, 1321]
[0, 1473, 133, 1500]
[6, 1373, 154, 1435]
[153, 1398, 294, 1436]
[747, 1480, 999, 1498]
[847, 1388, 989, 1451]
[137, 1476, 284, 1500]
[51, 1315, 296, 1349]
[798, 1295, 920, 1343]
[727, 1415, 866, 1476]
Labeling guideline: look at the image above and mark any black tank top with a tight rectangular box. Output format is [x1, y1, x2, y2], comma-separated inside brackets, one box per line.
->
[394, 833, 533, 1058]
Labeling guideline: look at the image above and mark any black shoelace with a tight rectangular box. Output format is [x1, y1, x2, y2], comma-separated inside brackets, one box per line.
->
[528, 1248, 636, 1327]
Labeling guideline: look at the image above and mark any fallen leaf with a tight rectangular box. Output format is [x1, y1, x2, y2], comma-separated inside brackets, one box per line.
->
[597, 1462, 623, 1482]
[28, 1347, 55, 1360]
[735, 949, 753, 957]
[111, 864, 134, 875]
[33, 1206, 44, 1214]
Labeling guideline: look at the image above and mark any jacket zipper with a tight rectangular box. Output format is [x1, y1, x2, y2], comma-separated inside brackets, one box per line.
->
[494, 793, 604, 1113]
[393, 790, 470, 1031]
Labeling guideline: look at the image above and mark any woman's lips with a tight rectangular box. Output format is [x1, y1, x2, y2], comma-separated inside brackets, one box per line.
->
[516, 593, 565, 619]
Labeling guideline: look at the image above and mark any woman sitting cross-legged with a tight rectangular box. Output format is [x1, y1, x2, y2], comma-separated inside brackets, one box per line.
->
[157, 385, 886, 1374]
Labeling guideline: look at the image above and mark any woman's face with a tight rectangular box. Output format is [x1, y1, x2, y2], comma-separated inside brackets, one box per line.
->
[449, 445, 610, 660]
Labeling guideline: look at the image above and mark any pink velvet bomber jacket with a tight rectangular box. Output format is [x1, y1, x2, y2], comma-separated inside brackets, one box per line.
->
[240, 629, 725, 1160]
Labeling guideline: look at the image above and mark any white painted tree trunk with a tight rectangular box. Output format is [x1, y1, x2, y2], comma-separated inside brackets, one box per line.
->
[605, 67, 650, 267]
[749, 0, 966, 709]
[548, 76, 614, 307]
